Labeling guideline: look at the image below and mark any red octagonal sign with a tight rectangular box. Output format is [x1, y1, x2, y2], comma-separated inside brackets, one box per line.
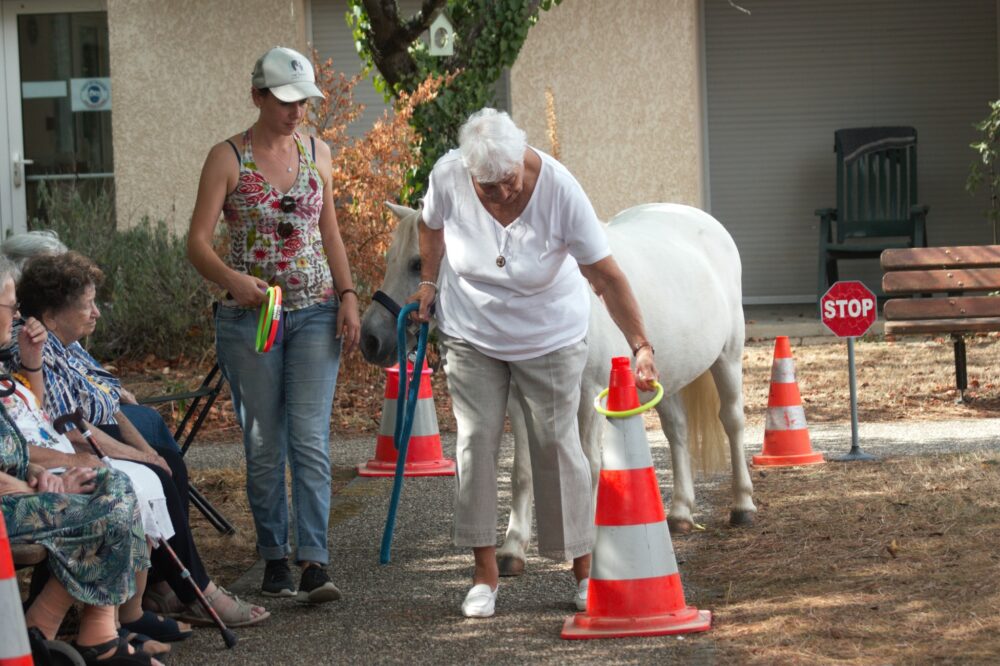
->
[820, 281, 877, 338]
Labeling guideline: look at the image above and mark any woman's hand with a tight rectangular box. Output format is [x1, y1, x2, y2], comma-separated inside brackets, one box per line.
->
[118, 387, 138, 405]
[635, 347, 659, 393]
[226, 273, 269, 308]
[147, 454, 172, 477]
[407, 283, 437, 323]
[60, 467, 98, 494]
[17, 316, 47, 371]
[27, 466, 64, 493]
[337, 292, 360, 353]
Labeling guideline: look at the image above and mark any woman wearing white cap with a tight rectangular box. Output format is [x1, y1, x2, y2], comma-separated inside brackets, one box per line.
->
[188, 46, 359, 603]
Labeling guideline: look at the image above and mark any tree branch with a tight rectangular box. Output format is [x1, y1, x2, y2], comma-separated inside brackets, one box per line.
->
[362, 0, 446, 88]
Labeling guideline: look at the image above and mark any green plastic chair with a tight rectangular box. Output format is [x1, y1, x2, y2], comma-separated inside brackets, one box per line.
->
[815, 126, 928, 299]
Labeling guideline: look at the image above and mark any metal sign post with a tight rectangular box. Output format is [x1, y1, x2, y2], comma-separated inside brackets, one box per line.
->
[820, 281, 878, 462]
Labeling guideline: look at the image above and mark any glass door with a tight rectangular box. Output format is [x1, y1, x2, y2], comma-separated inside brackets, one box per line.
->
[1, 0, 110, 236]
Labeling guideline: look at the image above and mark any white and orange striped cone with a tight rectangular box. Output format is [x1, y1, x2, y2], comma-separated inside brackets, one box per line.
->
[562, 357, 712, 640]
[1, 518, 33, 666]
[357, 363, 456, 477]
[752, 336, 824, 467]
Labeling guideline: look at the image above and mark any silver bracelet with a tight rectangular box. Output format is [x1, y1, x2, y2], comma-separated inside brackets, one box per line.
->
[418, 281, 438, 291]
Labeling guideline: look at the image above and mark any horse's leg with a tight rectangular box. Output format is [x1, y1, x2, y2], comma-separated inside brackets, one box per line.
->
[710, 348, 756, 526]
[497, 385, 532, 576]
[655, 393, 698, 535]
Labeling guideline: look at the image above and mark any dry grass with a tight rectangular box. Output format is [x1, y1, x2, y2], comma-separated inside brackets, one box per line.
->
[676, 452, 1000, 664]
[743, 333, 1000, 427]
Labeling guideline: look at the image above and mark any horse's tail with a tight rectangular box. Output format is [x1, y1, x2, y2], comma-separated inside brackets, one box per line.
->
[681, 371, 728, 474]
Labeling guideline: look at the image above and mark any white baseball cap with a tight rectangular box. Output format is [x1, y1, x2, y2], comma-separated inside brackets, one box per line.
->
[251, 46, 324, 102]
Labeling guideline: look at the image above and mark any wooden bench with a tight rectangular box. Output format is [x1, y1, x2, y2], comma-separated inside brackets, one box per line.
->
[881, 245, 1000, 399]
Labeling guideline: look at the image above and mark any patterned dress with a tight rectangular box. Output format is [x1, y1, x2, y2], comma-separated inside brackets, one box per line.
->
[0, 402, 149, 606]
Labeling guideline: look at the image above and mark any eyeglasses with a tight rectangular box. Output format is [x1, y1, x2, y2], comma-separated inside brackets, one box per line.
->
[0, 301, 19, 314]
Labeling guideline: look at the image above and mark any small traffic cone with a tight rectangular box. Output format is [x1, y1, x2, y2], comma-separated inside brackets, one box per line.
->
[1, 518, 34, 666]
[357, 363, 456, 477]
[562, 357, 711, 640]
[752, 336, 824, 467]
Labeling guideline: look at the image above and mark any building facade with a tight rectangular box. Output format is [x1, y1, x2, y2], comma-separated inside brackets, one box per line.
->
[1, 1, 996, 302]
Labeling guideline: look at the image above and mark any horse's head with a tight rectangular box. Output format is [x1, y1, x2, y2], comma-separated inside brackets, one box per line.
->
[360, 203, 425, 367]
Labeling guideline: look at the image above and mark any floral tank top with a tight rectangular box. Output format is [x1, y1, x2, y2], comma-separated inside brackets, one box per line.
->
[222, 129, 334, 310]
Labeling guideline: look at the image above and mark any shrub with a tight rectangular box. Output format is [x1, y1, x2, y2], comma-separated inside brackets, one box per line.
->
[29, 184, 215, 361]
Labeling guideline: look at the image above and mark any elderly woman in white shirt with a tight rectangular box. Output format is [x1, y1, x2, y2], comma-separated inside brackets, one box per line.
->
[410, 108, 659, 618]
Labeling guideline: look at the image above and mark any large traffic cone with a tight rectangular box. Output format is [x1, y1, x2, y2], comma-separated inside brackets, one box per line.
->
[562, 357, 712, 640]
[357, 363, 456, 477]
[753, 336, 824, 467]
[1, 518, 33, 666]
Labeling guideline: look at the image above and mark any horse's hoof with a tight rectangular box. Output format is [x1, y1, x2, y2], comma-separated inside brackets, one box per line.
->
[497, 554, 525, 577]
[729, 510, 756, 527]
[667, 517, 694, 535]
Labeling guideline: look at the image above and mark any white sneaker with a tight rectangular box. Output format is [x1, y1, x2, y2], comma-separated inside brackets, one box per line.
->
[461, 583, 497, 618]
[574, 578, 589, 611]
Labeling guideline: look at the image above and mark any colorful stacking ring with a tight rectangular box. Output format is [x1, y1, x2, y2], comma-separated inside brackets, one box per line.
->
[255, 286, 283, 353]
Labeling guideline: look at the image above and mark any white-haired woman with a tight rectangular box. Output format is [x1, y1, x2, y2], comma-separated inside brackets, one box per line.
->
[409, 108, 660, 618]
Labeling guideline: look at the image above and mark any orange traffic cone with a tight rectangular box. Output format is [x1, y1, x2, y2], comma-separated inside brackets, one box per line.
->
[753, 336, 824, 467]
[357, 363, 456, 477]
[562, 357, 712, 640]
[1, 518, 33, 666]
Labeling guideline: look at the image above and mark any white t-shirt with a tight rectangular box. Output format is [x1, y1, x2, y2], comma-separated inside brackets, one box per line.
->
[423, 148, 610, 360]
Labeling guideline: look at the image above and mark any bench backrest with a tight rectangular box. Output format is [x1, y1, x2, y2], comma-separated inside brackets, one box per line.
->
[834, 127, 919, 242]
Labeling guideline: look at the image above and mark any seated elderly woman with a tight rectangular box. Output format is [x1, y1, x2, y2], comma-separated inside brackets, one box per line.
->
[0, 255, 159, 665]
[8, 251, 268, 628]
[2, 318, 194, 656]
[2, 231, 181, 457]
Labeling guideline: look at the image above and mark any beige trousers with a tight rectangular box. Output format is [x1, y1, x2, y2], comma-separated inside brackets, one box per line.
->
[439, 333, 594, 561]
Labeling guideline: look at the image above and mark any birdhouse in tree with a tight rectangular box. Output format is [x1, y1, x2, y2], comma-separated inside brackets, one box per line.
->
[427, 13, 454, 57]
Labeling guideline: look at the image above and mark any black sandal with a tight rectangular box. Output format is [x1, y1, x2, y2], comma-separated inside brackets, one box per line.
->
[72, 636, 154, 665]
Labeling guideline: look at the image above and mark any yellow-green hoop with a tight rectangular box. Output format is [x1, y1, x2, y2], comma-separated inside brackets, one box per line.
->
[593, 380, 663, 418]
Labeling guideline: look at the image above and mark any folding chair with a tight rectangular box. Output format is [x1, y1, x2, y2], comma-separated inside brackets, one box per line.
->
[140, 362, 235, 535]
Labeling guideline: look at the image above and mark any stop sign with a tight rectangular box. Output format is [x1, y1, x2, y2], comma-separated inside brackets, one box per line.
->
[820, 281, 877, 337]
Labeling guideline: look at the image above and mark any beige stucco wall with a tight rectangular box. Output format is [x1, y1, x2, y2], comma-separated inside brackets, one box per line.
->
[511, 0, 703, 221]
[107, 0, 309, 230]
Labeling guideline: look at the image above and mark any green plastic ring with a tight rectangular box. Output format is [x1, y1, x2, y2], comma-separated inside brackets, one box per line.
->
[593, 380, 664, 418]
[255, 287, 277, 353]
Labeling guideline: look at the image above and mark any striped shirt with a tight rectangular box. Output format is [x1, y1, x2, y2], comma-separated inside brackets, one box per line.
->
[8, 320, 121, 426]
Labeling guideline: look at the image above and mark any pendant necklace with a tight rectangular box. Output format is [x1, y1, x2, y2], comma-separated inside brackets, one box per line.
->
[493, 222, 513, 268]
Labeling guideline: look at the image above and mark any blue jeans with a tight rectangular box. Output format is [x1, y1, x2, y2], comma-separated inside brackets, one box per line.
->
[120, 403, 182, 455]
[215, 300, 342, 565]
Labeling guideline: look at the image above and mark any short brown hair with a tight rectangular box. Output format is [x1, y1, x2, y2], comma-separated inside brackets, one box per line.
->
[18, 251, 104, 320]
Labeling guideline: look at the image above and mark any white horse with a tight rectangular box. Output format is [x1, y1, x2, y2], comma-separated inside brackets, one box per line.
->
[360, 202, 756, 576]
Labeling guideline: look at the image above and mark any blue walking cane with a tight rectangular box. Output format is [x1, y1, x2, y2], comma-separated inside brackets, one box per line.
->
[379, 301, 429, 564]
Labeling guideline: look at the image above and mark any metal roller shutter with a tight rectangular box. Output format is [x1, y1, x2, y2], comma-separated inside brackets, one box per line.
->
[704, 0, 998, 302]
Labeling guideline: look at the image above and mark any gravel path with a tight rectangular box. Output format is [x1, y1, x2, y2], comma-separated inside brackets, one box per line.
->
[166, 416, 999, 664]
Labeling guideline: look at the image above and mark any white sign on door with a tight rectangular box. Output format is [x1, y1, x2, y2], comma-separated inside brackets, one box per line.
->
[70, 77, 112, 112]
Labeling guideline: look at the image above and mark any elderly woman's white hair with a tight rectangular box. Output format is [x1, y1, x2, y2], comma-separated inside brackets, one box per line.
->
[2, 230, 68, 271]
[458, 108, 527, 184]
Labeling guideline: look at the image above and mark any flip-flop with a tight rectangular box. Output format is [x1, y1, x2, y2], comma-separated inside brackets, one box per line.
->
[121, 610, 192, 643]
